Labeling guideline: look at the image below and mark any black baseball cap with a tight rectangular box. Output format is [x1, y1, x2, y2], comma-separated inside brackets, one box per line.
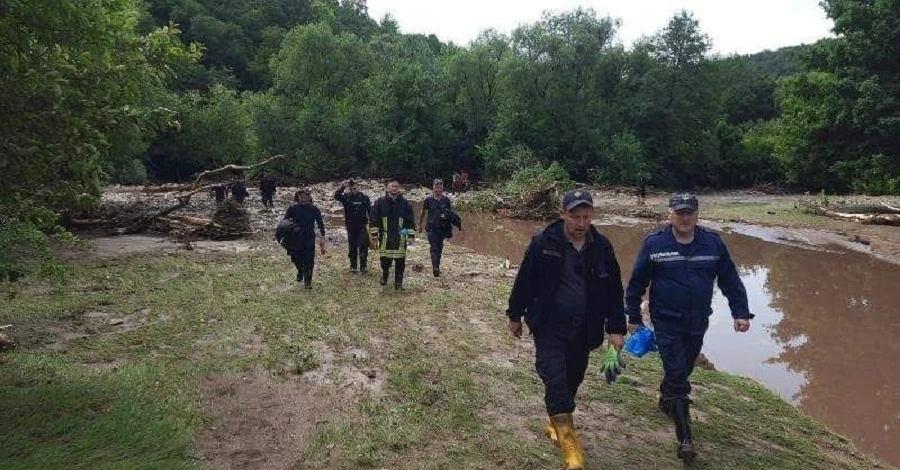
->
[669, 193, 699, 212]
[562, 189, 593, 211]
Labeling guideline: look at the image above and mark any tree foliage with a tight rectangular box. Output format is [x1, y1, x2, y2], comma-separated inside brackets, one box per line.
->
[771, 0, 900, 193]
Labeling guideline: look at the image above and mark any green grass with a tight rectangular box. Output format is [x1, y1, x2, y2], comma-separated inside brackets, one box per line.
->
[0, 242, 891, 470]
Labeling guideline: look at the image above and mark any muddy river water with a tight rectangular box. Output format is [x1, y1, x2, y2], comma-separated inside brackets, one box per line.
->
[443, 210, 900, 466]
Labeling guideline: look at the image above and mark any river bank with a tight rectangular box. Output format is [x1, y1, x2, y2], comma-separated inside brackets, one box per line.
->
[1, 227, 894, 469]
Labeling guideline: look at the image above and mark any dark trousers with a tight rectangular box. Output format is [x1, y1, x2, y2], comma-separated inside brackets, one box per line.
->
[262, 191, 274, 207]
[534, 322, 590, 415]
[380, 257, 406, 285]
[427, 230, 445, 270]
[655, 328, 705, 399]
[290, 246, 315, 285]
[346, 224, 369, 269]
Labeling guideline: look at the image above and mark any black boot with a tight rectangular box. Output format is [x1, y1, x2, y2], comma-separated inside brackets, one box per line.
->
[672, 398, 696, 462]
[380, 271, 389, 286]
[659, 396, 674, 418]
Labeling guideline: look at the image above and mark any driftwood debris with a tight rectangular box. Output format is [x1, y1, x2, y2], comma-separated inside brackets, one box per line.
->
[799, 201, 900, 226]
[191, 154, 285, 187]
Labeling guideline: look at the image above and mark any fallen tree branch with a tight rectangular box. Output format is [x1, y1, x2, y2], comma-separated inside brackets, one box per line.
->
[799, 201, 900, 226]
[881, 202, 900, 214]
[191, 154, 285, 187]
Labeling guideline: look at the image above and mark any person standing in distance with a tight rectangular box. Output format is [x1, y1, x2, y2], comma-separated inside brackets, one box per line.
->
[334, 179, 372, 273]
[506, 190, 627, 470]
[419, 179, 460, 277]
[625, 193, 753, 464]
[282, 189, 326, 289]
[369, 177, 416, 290]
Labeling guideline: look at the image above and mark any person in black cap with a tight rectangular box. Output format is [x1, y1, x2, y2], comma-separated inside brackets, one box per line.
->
[506, 189, 627, 470]
[419, 178, 461, 277]
[334, 179, 372, 273]
[283, 188, 326, 289]
[624, 193, 753, 464]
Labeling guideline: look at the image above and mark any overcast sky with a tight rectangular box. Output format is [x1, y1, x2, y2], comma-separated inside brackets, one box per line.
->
[366, 0, 834, 55]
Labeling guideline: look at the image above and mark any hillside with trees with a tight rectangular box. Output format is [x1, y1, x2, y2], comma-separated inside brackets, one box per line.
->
[2, 0, 899, 280]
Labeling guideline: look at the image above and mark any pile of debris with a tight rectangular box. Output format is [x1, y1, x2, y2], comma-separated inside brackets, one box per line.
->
[798, 200, 900, 226]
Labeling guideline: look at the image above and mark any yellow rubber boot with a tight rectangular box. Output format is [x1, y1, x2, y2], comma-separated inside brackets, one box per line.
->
[549, 413, 585, 470]
[545, 420, 559, 446]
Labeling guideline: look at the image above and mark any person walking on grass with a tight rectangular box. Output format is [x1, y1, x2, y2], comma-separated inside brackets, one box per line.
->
[625, 193, 753, 464]
[506, 189, 627, 470]
[369, 177, 416, 290]
[419, 178, 461, 277]
[282, 189, 326, 289]
[334, 179, 372, 273]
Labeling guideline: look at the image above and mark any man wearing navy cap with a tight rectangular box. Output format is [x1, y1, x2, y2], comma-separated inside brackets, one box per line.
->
[506, 189, 627, 470]
[625, 193, 753, 464]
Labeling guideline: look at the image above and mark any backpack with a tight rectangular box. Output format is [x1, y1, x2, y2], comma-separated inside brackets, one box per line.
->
[275, 219, 299, 248]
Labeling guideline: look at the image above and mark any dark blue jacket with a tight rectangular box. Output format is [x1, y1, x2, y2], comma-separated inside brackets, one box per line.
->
[333, 187, 372, 227]
[625, 225, 752, 334]
[282, 203, 325, 252]
[507, 220, 627, 349]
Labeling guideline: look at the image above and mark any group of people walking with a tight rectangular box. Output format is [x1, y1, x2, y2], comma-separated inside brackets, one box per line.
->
[278, 177, 461, 291]
[277, 176, 751, 468]
[507, 189, 753, 468]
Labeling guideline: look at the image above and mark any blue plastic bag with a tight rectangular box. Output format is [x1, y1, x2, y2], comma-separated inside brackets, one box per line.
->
[624, 325, 658, 358]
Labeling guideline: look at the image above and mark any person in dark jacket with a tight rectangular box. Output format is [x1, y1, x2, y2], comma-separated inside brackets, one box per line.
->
[334, 179, 372, 273]
[418, 179, 461, 277]
[259, 173, 277, 209]
[211, 184, 227, 205]
[283, 189, 326, 289]
[231, 180, 250, 206]
[625, 193, 753, 463]
[369, 177, 416, 290]
[506, 190, 626, 470]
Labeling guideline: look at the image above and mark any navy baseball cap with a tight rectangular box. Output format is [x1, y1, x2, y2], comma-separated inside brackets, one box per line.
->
[669, 193, 699, 212]
[562, 189, 593, 211]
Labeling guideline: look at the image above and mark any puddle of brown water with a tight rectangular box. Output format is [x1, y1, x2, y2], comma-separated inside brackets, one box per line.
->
[448, 210, 900, 467]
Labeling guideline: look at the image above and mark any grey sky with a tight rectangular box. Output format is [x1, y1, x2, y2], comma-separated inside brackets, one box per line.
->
[367, 0, 834, 55]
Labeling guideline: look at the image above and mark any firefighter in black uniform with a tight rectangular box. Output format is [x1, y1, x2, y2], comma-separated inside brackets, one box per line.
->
[419, 178, 460, 277]
[506, 190, 627, 470]
[369, 177, 416, 290]
[283, 189, 326, 289]
[259, 173, 277, 209]
[334, 179, 372, 273]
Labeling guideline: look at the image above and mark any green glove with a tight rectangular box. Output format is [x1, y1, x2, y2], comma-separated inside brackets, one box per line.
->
[600, 344, 626, 384]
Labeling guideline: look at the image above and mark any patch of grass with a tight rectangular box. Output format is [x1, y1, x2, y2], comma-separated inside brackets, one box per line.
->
[0, 242, 892, 470]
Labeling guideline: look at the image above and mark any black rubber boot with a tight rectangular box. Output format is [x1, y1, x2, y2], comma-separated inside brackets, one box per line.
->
[380, 271, 389, 286]
[673, 398, 696, 463]
[659, 396, 674, 418]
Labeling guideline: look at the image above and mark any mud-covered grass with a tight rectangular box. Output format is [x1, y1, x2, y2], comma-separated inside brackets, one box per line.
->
[0, 240, 892, 470]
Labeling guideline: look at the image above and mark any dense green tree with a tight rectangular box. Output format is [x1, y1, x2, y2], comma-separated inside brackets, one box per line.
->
[772, 0, 900, 193]
[0, 0, 196, 280]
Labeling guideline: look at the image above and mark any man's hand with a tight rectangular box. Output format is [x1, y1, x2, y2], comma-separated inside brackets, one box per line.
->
[319, 240, 326, 255]
[734, 318, 751, 333]
[508, 320, 523, 339]
[608, 334, 625, 352]
[627, 324, 642, 335]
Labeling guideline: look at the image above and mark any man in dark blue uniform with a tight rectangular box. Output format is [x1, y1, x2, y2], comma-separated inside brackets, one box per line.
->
[334, 179, 372, 273]
[259, 173, 277, 209]
[231, 180, 249, 206]
[506, 190, 627, 470]
[419, 179, 460, 277]
[625, 193, 753, 463]
[283, 189, 326, 289]
[369, 177, 416, 290]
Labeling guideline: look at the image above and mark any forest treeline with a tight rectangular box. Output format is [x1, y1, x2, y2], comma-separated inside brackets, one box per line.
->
[1, 0, 899, 279]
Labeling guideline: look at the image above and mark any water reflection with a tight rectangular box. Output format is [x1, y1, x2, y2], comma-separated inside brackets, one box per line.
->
[448, 211, 900, 466]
